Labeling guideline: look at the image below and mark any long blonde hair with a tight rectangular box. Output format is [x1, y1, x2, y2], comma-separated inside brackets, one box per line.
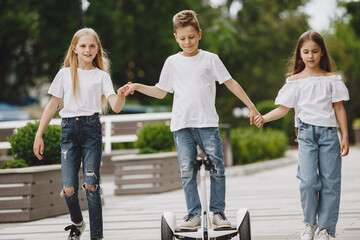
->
[63, 28, 110, 111]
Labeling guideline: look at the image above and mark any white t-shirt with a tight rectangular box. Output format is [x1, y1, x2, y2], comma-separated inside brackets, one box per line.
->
[275, 75, 349, 127]
[48, 67, 116, 118]
[155, 50, 232, 132]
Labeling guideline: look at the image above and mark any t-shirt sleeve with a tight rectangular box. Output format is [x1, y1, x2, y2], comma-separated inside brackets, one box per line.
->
[155, 58, 173, 93]
[102, 73, 116, 99]
[211, 55, 232, 84]
[275, 81, 297, 108]
[48, 69, 64, 98]
[331, 77, 349, 102]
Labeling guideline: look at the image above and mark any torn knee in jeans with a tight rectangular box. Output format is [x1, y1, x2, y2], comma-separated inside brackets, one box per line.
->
[84, 184, 97, 191]
[60, 186, 74, 198]
[83, 183, 100, 197]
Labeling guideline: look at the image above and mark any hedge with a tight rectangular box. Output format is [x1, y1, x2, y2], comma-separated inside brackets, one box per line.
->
[135, 122, 174, 154]
[231, 127, 288, 165]
[7, 122, 61, 167]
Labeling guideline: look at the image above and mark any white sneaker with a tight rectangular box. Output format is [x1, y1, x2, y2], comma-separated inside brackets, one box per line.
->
[180, 214, 201, 229]
[300, 223, 318, 240]
[212, 212, 231, 228]
[317, 229, 330, 240]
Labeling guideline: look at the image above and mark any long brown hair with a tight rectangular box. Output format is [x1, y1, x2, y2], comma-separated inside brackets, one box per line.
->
[63, 28, 110, 109]
[286, 30, 335, 77]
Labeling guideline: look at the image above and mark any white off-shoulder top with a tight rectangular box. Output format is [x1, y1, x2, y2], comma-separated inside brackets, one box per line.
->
[275, 75, 349, 127]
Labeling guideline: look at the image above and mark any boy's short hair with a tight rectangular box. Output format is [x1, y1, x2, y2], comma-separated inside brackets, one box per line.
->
[173, 10, 200, 33]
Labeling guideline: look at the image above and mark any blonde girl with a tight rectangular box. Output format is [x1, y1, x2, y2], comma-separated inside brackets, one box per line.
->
[33, 28, 128, 240]
[255, 30, 349, 240]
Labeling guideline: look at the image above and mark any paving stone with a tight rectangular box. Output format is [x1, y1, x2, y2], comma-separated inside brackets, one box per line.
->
[0, 148, 359, 240]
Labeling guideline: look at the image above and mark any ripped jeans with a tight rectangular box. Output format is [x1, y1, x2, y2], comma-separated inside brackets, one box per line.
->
[174, 127, 226, 215]
[60, 113, 103, 239]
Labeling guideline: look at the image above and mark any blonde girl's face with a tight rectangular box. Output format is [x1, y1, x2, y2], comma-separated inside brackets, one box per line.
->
[174, 25, 202, 57]
[73, 34, 99, 69]
[300, 40, 323, 70]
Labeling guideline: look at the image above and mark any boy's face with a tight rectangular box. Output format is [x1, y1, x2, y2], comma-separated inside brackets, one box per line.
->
[174, 25, 202, 57]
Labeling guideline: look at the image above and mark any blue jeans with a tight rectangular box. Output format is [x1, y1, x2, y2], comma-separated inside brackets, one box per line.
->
[60, 113, 103, 239]
[296, 120, 341, 237]
[174, 127, 226, 215]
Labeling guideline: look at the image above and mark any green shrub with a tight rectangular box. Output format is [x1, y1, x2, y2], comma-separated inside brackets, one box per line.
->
[135, 122, 174, 154]
[8, 122, 61, 166]
[352, 118, 360, 129]
[231, 126, 288, 165]
[1, 159, 28, 169]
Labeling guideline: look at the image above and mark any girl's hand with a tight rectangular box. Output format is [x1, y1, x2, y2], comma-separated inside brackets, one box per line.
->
[340, 138, 349, 157]
[254, 115, 264, 128]
[125, 82, 136, 96]
[248, 108, 260, 125]
[117, 83, 130, 97]
[33, 136, 44, 160]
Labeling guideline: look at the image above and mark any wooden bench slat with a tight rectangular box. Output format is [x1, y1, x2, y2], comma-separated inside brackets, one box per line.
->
[0, 198, 31, 209]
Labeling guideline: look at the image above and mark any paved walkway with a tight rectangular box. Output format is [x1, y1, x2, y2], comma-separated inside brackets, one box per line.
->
[0, 148, 359, 240]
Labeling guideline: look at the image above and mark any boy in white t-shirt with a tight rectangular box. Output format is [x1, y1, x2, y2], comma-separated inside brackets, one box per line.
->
[125, 10, 259, 229]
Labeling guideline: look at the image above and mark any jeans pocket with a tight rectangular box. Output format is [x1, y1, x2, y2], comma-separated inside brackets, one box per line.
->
[298, 121, 309, 132]
[326, 127, 338, 133]
[61, 118, 68, 128]
[87, 116, 101, 127]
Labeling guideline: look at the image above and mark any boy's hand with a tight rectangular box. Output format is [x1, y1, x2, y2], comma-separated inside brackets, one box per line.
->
[254, 115, 264, 128]
[340, 138, 349, 157]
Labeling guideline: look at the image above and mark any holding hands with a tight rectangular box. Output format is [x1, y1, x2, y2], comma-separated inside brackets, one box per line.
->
[247, 107, 260, 126]
[117, 82, 131, 97]
[254, 115, 264, 128]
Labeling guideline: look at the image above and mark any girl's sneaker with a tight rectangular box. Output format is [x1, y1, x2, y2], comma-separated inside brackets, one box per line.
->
[317, 229, 330, 240]
[65, 221, 86, 240]
[300, 223, 318, 240]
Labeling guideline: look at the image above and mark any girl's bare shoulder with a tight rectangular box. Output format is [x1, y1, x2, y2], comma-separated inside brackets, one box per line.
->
[288, 71, 337, 81]
[287, 73, 304, 81]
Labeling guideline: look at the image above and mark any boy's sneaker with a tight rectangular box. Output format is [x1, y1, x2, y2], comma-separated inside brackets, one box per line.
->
[212, 212, 231, 228]
[317, 229, 330, 240]
[65, 221, 86, 240]
[300, 223, 318, 240]
[180, 213, 201, 229]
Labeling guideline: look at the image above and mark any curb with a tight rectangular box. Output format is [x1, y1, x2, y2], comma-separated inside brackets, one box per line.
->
[226, 149, 298, 177]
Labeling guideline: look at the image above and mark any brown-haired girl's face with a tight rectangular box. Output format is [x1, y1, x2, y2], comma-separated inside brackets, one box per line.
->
[300, 40, 322, 70]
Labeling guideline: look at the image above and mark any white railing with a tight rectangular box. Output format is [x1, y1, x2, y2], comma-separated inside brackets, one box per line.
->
[0, 112, 172, 154]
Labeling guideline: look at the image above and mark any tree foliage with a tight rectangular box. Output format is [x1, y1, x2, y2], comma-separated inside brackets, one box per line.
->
[85, 0, 206, 105]
[210, 0, 310, 125]
[0, 0, 80, 102]
[4, 0, 359, 145]
[326, 1, 360, 142]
